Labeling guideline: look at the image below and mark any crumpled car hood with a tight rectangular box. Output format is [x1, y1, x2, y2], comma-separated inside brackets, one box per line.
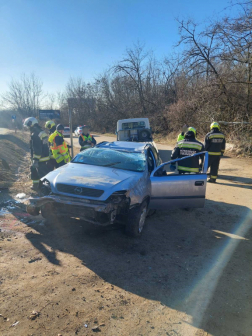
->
[43, 163, 142, 197]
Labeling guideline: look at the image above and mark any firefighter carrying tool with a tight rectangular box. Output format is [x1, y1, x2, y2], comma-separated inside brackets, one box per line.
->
[48, 124, 71, 167]
[204, 122, 226, 183]
[23, 117, 50, 190]
[171, 128, 205, 173]
[79, 125, 96, 151]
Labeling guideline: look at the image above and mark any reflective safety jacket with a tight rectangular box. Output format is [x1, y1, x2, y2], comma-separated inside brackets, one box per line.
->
[49, 131, 71, 164]
[171, 137, 205, 173]
[30, 126, 50, 163]
[79, 134, 96, 150]
[177, 132, 185, 142]
[48, 125, 56, 158]
[204, 129, 225, 156]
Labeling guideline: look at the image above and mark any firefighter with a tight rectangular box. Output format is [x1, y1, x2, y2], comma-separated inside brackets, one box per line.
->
[204, 122, 226, 183]
[79, 125, 96, 151]
[23, 117, 50, 190]
[48, 124, 71, 167]
[45, 120, 57, 170]
[171, 127, 205, 173]
[45, 120, 56, 134]
[177, 124, 189, 142]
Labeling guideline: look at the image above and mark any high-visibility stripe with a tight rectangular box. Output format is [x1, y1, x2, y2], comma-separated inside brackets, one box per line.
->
[221, 150, 225, 152]
[32, 180, 40, 183]
[178, 144, 202, 150]
[178, 165, 199, 172]
[209, 134, 225, 139]
[211, 175, 217, 179]
[33, 154, 41, 159]
[39, 156, 50, 162]
[208, 152, 221, 155]
[178, 141, 201, 146]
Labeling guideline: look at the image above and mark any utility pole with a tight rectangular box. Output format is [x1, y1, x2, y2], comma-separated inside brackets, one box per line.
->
[67, 99, 74, 158]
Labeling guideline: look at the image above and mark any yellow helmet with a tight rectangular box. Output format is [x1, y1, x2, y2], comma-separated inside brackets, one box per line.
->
[188, 126, 196, 136]
[210, 122, 220, 130]
[45, 120, 56, 130]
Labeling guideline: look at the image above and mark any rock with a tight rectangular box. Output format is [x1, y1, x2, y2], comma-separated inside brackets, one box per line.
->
[7, 238, 12, 241]
[72, 288, 76, 291]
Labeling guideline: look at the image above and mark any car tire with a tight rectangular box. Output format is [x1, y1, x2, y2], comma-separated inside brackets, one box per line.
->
[125, 200, 148, 237]
[41, 203, 57, 221]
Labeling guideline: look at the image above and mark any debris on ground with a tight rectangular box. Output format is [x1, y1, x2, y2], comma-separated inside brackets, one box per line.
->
[10, 321, 19, 327]
[15, 193, 26, 199]
[92, 326, 101, 332]
[29, 311, 40, 320]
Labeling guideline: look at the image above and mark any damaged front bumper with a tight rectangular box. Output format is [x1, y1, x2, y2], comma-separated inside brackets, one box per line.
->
[26, 194, 129, 226]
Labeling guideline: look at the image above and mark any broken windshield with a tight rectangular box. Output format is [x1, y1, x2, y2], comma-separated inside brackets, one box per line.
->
[72, 148, 146, 172]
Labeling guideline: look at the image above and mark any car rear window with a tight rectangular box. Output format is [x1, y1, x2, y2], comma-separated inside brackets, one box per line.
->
[72, 148, 146, 172]
[122, 121, 145, 130]
[64, 127, 70, 130]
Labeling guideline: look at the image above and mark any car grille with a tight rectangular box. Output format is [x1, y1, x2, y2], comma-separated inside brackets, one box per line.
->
[56, 183, 104, 197]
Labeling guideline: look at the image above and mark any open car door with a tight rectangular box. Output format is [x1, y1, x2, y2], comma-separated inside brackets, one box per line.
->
[149, 152, 208, 210]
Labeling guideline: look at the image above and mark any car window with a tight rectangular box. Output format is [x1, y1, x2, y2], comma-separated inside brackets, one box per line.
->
[154, 153, 205, 176]
[64, 127, 70, 130]
[72, 148, 146, 172]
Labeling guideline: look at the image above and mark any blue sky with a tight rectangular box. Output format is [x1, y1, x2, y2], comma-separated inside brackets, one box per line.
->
[0, 0, 237, 94]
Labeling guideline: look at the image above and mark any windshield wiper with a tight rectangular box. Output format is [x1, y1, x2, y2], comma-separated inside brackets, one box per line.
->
[103, 161, 121, 167]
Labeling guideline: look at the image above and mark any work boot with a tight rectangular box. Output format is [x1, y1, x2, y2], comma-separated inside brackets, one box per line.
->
[207, 178, 216, 183]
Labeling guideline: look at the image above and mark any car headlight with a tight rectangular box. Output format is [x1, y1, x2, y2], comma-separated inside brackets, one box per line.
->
[40, 179, 52, 196]
[106, 190, 127, 204]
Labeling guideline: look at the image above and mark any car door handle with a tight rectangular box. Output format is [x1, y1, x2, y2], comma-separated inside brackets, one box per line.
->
[195, 181, 204, 186]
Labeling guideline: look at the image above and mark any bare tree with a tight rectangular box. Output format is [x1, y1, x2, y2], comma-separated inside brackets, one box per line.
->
[1, 73, 44, 116]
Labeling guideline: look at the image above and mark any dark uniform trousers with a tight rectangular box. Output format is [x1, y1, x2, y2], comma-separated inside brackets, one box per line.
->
[208, 155, 221, 180]
[30, 162, 50, 184]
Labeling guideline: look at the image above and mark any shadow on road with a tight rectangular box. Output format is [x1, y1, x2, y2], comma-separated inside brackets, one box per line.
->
[218, 174, 252, 185]
[6, 194, 251, 336]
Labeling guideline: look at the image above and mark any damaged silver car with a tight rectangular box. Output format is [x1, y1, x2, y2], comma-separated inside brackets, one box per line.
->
[27, 141, 208, 237]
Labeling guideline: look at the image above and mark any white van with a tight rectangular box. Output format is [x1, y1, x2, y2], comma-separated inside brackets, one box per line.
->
[116, 118, 152, 142]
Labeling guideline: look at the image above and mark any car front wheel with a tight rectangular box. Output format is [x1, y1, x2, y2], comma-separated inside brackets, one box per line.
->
[125, 200, 148, 237]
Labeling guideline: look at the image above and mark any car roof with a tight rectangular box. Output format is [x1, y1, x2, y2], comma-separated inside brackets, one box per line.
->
[96, 141, 151, 152]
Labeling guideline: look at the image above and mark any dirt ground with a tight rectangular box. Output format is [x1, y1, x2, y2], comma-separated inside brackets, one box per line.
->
[0, 130, 252, 336]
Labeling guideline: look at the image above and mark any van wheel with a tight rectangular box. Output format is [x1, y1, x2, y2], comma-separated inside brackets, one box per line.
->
[125, 200, 148, 237]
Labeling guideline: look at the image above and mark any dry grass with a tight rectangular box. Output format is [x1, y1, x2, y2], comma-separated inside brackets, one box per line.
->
[0, 131, 30, 188]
